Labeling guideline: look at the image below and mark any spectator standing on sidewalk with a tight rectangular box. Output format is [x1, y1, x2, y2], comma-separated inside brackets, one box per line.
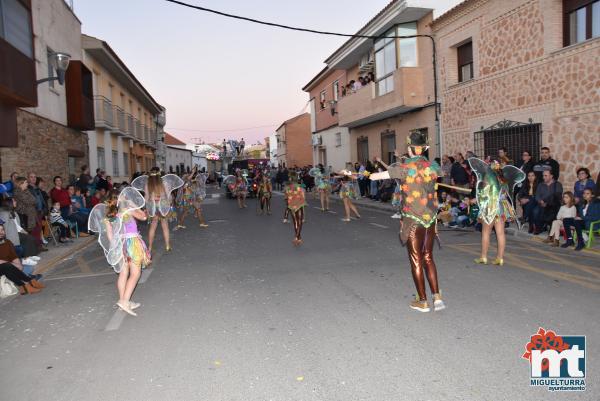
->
[515, 150, 535, 175]
[533, 147, 560, 180]
[451, 153, 470, 189]
[441, 155, 452, 185]
[77, 165, 92, 191]
[13, 177, 38, 236]
[498, 147, 512, 166]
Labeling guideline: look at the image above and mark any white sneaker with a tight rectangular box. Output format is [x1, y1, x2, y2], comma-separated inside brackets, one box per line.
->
[30, 256, 41, 261]
[22, 258, 38, 266]
[42, 238, 48, 245]
[129, 301, 141, 310]
[391, 213, 401, 219]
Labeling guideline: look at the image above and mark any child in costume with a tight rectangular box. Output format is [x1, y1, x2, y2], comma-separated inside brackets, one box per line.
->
[176, 168, 209, 229]
[257, 173, 273, 215]
[88, 188, 151, 316]
[469, 157, 525, 266]
[309, 165, 331, 212]
[338, 170, 361, 222]
[284, 171, 307, 246]
[132, 167, 184, 254]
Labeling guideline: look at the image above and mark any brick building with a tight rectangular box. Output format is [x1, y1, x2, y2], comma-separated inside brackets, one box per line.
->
[432, 0, 600, 188]
[303, 1, 438, 167]
[275, 113, 312, 168]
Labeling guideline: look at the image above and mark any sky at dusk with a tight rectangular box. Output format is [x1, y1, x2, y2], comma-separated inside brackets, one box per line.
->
[74, 0, 461, 145]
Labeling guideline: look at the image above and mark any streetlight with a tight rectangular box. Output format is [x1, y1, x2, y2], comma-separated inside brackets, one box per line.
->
[36, 52, 71, 85]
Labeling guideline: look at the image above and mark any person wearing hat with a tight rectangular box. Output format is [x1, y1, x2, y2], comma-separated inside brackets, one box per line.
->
[283, 171, 306, 246]
[370, 130, 445, 312]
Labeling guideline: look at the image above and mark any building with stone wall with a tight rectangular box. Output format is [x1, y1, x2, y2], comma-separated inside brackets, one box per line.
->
[0, 0, 93, 184]
[432, 0, 600, 189]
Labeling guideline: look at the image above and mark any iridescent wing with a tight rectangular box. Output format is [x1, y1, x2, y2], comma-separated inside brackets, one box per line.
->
[502, 165, 526, 198]
[467, 157, 488, 184]
[162, 174, 184, 194]
[308, 167, 322, 178]
[117, 187, 145, 213]
[131, 175, 148, 193]
[159, 174, 184, 216]
[196, 173, 208, 200]
[88, 203, 123, 269]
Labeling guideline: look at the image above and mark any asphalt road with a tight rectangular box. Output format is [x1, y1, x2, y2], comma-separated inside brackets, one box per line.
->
[0, 187, 598, 401]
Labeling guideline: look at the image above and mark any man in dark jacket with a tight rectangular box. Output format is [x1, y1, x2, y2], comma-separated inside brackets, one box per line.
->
[533, 147, 560, 180]
[450, 153, 470, 188]
[532, 170, 563, 234]
[562, 188, 600, 250]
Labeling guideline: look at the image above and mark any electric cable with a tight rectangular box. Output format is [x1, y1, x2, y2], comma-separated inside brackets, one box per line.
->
[163, 0, 429, 41]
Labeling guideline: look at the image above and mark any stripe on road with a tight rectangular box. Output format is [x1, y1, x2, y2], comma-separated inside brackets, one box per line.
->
[104, 309, 126, 331]
[369, 223, 389, 229]
[138, 267, 153, 284]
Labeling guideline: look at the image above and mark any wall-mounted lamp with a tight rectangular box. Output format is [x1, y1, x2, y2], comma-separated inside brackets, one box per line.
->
[36, 52, 71, 86]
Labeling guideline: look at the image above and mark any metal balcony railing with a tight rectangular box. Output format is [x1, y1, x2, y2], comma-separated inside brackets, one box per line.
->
[94, 96, 114, 128]
[135, 120, 142, 140]
[126, 114, 135, 137]
[114, 106, 126, 134]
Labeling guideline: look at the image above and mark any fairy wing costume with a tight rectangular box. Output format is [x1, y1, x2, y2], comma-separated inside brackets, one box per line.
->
[88, 187, 146, 272]
[131, 174, 184, 217]
[309, 167, 331, 191]
[468, 157, 525, 225]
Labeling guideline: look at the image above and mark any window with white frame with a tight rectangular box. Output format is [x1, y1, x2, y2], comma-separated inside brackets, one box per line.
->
[398, 22, 418, 67]
[375, 28, 397, 96]
[112, 150, 119, 177]
[335, 132, 342, 147]
[320, 90, 326, 109]
[332, 80, 339, 102]
[457, 41, 473, 83]
[97, 147, 106, 171]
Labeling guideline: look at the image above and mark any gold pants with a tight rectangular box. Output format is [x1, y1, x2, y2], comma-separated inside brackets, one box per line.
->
[406, 224, 440, 300]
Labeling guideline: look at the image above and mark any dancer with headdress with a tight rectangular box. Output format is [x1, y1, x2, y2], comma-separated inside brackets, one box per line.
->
[176, 166, 209, 228]
[309, 164, 331, 212]
[284, 171, 306, 246]
[227, 169, 248, 209]
[469, 157, 525, 266]
[88, 187, 151, 316]
[257, 172, 272, 215]
[338, 170, 361, 222]
[131, 167, 184, 254]
[370, 131, 444, 312]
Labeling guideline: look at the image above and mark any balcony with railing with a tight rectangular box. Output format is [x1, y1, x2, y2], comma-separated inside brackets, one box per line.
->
[337, 67, 426, 128]
[94, 96, 114, 128]
[126, 113, 135, 137]
[135, 120, 142, 141]
[114, 106, 127, 135]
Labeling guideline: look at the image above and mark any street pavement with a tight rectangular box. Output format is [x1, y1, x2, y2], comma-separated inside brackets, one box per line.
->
[0, 187, 598, 401]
